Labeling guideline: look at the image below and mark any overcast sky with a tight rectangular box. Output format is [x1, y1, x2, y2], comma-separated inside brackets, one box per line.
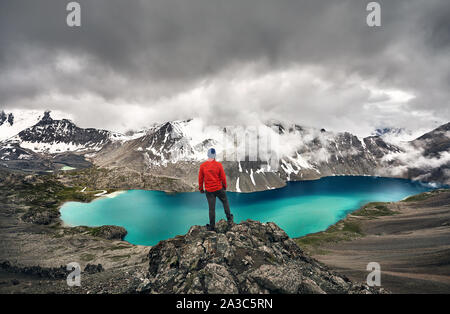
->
[0, 0, 449, 136]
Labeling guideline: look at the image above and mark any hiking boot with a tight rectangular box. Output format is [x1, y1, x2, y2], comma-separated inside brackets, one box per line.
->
[206, 224, 215, 232]
[227, 214, 234, 227]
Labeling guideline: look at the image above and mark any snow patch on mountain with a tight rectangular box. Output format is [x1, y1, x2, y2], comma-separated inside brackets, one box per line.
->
[109, 130, 147, 142]
[18, 140, 97, 154]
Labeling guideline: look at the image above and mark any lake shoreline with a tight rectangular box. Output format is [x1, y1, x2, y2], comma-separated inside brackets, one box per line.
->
[59, 176, 436, 246]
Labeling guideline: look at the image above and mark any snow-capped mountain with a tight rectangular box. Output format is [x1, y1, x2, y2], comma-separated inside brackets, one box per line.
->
[1, 110, 137, 155]
[0, 110, 124, 172]
[90, 119, 410, 191]
[1, 109, 448, 190]
[10, 111, 112, 154]
[372, 127, 435, 145]
[94, 119, 450, 190]
[411, 123, 450, 158]
[380, 122, 450, 184]
[0, 110, 62, 142]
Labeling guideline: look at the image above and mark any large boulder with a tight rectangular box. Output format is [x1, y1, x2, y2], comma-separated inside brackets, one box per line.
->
[141, 219, 386, 294]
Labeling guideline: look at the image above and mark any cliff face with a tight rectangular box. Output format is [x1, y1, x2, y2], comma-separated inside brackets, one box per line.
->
[140, 219, 386, 294]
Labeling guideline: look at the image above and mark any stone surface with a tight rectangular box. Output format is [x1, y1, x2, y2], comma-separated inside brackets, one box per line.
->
[84, 263, 104, 274]
[91, 225, 128, 240]
[142, 219, 387, 294]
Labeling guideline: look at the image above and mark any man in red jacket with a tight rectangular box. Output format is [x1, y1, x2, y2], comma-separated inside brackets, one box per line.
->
[199, 148, 234, 231]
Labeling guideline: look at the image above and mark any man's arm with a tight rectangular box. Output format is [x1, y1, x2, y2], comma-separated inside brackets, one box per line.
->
[198, 165, 204, 191]
[219, 163, 227, 190]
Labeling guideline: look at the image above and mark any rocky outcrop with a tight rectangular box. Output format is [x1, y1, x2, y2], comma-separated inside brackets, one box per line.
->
[84, 263, 104, 274]
[89, 225, 128, 240]
[0, 261, 102, 278]
[0, 111, 14, 127]
[0, 261, 69, 279]
[22, 208, 60, 225]
[140, 219, 386, 294]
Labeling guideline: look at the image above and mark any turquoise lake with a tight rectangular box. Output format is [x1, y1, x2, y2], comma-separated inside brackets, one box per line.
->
[60, 176, 436, 246]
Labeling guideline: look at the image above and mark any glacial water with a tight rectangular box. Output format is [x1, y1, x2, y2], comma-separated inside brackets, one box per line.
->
[60, 176, 435, 246]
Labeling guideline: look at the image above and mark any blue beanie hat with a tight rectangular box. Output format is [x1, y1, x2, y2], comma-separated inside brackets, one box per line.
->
[207, 148, 216, 159]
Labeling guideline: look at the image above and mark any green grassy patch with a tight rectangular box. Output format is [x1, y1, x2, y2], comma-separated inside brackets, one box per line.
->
[88, 227, 104, 238]
[403, 191, 434, 202]
[342, 221, 363, 233]
[295, 220, 363, 255]
[80, 253, 96, 262]
[5, 170, 119, 227]
[352, 202, 399, 218]
[16, 178, 97, 211]
[0, 174, 108, 229]
[402, 189, 450, 202]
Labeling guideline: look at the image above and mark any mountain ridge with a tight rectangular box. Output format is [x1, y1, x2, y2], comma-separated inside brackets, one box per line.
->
[1, 110, 449, 190]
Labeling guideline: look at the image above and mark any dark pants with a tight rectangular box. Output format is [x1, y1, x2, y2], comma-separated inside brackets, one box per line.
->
[205, 188, 232, 227]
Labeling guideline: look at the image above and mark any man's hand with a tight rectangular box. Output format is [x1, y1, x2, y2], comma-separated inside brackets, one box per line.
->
[200, 189, 205, 194]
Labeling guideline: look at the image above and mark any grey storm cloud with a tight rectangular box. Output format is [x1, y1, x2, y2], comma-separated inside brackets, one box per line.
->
[0, 0, 449, 134]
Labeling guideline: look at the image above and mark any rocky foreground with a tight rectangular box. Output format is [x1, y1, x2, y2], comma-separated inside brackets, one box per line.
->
[1, 169, 386, 294]
[138, 219, 386, 294]
[1, 182, 386, 294]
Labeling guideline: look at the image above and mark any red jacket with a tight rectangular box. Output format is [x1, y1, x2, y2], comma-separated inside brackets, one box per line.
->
[198, 160, 227, 192]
